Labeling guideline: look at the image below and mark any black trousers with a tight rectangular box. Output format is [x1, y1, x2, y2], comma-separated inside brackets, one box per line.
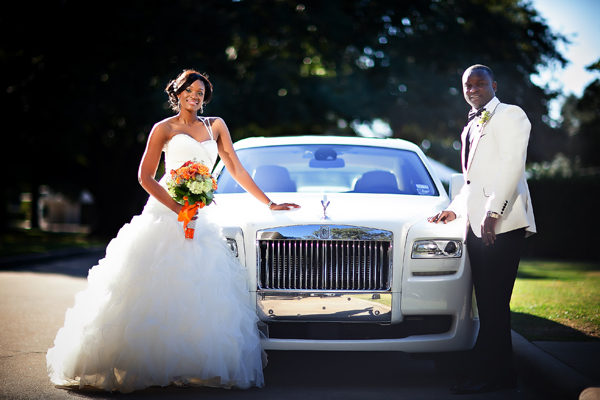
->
[467, 226, 526, 381]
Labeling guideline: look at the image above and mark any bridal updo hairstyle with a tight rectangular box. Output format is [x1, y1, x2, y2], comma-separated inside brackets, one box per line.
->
[165, 70, 213, 113]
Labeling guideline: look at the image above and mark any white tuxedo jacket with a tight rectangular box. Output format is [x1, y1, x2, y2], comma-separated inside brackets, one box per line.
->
[447, 97, 536, 238]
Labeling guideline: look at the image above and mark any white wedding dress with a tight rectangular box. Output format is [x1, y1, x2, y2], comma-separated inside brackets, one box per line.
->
[47, 119, 266, 393]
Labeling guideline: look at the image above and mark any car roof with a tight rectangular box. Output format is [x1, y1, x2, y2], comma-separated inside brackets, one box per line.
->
[232, 136, 423, 154]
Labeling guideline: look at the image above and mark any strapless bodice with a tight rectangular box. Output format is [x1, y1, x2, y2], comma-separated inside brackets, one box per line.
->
[144, 132, 219, 215]
[164, 134, 218, 172]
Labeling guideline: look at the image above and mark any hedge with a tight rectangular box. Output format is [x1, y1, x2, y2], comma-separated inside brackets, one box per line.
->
[523, 175, 600, 261]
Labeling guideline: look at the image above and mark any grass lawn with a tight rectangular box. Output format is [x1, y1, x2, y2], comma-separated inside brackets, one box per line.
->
[0, 229, 108, 259]
[511, 259, 600, 341]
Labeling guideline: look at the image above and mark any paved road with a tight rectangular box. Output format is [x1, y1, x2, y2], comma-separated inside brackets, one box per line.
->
[0, 252, 545, 399]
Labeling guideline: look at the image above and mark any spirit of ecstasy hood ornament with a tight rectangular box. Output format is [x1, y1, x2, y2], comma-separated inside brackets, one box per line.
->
[320, 194, 330, 220]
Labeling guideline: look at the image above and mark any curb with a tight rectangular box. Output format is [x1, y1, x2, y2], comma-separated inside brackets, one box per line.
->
[0, 246, 106, 267]
[512, 330, 597, 400]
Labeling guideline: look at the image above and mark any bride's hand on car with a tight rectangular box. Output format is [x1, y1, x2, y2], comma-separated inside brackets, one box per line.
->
[269, 202, 301, 210]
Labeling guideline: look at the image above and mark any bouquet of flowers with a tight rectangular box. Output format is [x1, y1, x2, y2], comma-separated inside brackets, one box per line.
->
[167, 159, 217, 239]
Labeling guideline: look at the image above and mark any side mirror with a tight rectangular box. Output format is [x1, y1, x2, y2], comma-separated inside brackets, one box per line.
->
[449, 173, 464, 200]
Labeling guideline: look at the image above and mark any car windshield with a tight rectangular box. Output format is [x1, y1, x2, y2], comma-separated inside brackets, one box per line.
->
[216, 144, 439, 196]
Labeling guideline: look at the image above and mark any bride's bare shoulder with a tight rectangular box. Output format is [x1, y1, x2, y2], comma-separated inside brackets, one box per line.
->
[149, 117, 178, 138]
[204, 116, 225, 126]
[154, 116, 178, 129]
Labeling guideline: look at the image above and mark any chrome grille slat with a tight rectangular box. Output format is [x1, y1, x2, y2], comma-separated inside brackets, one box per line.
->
[335, 243, 340, 290]
[353, 242, 357, 290]
[265, 242, 270, 288]
[346, 242, 350, 290]
[293, 241, 298, 289]
[299, 241, 303, 289]
[362, 241, 367, 290]
[327, 241, 329, 289]
[286, 241, 291, 289]
[277, 241, 281, 289]
[378, 243, 382, 288]
[373, 243, 378, 290]
[367, 243, 375, 289]
[310, 243, 314, 289]
[258, 239, 391, 291]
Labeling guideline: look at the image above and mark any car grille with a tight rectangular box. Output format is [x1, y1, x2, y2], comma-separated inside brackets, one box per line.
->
[258, 239, 392, 291]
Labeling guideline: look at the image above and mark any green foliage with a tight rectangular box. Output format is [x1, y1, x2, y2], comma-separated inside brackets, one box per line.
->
[171, 183, 215, 207]
[527, 152, 575, 180]
[586, 59, 600, 71]
[0, 0, 567, 235]
[560, 78, 600, 169]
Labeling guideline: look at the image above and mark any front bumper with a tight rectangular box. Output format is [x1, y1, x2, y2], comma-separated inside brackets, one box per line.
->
[225, 215, 478, 353]
[257, 261, 478, 352]
[257, 291, 392, 322]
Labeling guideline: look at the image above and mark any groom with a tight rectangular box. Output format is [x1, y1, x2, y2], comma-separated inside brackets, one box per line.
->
[429, 64, 536, 394]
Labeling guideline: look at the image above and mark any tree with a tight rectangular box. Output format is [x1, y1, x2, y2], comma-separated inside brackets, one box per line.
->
[560, 60, 600, 170]
[0, 0, 567, 236]
[218, 0, 567, 167]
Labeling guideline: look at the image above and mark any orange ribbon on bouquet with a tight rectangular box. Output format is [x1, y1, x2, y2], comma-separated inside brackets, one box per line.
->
[177, 199, 205, 239]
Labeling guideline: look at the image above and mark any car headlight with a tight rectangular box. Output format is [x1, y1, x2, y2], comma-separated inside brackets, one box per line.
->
[411, 240, 462, 258]
[226, 238, 239, 257]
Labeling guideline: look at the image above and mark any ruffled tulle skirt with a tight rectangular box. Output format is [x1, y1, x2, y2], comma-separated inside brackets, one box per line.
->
[46, 197, 266, 393]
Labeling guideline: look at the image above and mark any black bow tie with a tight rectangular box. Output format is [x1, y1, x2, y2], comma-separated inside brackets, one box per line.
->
[468, 107, 485, 122]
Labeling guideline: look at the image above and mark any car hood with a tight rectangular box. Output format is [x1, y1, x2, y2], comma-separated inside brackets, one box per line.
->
[207, 192, 449, 233]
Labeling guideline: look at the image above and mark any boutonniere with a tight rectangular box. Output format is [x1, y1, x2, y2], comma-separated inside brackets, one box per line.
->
[479, 110, 491, 125]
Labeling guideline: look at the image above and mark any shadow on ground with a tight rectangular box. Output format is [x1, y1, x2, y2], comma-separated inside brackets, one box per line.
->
[0, 249, 105, 278]
[512, 312, 600, 342]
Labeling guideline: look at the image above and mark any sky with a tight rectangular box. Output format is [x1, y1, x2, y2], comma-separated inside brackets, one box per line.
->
[528, 0, 600, 119]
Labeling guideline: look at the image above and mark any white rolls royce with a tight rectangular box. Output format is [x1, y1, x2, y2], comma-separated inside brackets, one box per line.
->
[209, 135, 477, 353]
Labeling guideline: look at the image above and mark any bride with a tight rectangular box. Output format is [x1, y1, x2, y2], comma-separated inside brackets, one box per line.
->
[46, 70, 300, 393]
